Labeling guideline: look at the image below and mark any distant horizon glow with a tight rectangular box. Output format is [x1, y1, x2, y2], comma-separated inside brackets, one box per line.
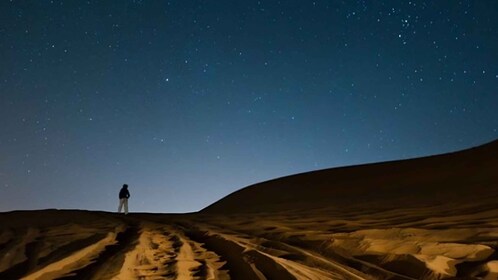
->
[1, 1, 497, 213]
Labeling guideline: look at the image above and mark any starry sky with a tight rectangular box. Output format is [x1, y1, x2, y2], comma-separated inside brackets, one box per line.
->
[1, 1, 497, 213]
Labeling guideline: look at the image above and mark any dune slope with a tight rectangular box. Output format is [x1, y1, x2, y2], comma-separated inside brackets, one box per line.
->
[202, 139, 498, 214]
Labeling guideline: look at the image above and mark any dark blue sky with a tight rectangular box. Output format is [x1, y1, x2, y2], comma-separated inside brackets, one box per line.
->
[1, 1, 497, 213]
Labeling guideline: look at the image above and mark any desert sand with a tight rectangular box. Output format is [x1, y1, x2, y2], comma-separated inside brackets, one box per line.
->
[1, 140, 497, 279]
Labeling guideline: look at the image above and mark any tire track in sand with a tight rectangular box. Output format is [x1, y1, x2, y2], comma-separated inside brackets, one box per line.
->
[56, 224, 139, 280]
[177, 222, 315, 280]
[116, 222, 228, 279]
[178, 221, 373, 280]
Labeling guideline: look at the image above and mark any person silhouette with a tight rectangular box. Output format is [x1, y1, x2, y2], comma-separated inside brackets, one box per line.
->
[118, 184, 130, 214]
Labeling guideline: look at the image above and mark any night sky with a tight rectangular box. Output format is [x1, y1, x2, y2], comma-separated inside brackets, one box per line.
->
[1, 1, 497, 213]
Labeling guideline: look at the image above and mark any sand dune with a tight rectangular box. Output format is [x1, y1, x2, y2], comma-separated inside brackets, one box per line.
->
[203, 139, 498, 214]
[1, 140, 498, 279]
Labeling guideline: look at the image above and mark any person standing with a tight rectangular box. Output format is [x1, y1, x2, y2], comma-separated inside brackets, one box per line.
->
[118, 184, 130, 214]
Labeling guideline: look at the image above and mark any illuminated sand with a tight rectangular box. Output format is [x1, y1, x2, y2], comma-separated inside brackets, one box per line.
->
[1, 140, 497, 279]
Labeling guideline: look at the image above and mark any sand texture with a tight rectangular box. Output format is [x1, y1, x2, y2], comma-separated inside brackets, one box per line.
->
[1, 140, 497, 279]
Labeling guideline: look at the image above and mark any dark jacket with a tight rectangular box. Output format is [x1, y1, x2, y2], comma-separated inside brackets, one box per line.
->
[119, 188, 130, 199]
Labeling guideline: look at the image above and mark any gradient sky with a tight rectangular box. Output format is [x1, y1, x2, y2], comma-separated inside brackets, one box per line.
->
[1, 1, 497, 213]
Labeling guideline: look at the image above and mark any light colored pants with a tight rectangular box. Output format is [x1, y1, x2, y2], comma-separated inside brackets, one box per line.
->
[118, 198, 128, 214]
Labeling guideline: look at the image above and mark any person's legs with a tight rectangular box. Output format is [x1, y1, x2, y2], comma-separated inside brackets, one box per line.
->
[124, 198, 128, 215]
[118, 198, 124, 213]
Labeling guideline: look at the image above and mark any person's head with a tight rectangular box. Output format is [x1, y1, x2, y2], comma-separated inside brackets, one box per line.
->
[123, 184, 128, 189]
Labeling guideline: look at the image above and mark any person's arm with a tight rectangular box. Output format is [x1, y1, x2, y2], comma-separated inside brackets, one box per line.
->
[126, 190, 130, 198]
